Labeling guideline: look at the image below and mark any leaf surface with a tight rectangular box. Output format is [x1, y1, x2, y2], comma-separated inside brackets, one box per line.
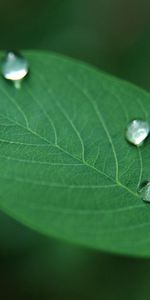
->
[0, 51, 150, 256]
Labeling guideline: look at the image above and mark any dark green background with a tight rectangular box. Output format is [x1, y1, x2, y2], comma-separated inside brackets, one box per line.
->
[1, 0, 150, 299]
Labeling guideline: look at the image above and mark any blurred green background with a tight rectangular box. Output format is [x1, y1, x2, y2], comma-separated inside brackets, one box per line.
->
[1, 0, 150, 299]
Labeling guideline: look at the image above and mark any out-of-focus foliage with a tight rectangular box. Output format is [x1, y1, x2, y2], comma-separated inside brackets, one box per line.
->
[1, 0, 150, 76]
[1, 237, 150, 300]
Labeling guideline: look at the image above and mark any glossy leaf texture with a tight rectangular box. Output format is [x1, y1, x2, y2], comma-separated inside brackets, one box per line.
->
[0, 51, 150, 257]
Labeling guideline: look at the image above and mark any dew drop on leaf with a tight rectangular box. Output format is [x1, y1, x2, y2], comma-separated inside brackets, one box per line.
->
[1, 51, 29, 88]
[139, 181, 150, 203]
[125, 120, 150, 146]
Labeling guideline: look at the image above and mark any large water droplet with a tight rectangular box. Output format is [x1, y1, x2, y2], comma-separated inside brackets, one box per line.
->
[139, 181, 150, 202]
[1, 51, 29, 84]
[125, 120, 150, 146]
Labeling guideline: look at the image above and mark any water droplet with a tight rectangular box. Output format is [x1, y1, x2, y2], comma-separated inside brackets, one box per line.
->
[125, 120, 150, 146]
[1, 51, 29, 87]
[139, 181, 150, 202]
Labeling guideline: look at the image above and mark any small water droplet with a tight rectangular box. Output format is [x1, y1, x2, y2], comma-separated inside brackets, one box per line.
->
[1, 51, 29, 87]
[125, 120, 150, 146]
[139, 181, 150, 202]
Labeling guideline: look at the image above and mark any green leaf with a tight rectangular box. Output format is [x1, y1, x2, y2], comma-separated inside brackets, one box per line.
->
[0, 50, 150, 257]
